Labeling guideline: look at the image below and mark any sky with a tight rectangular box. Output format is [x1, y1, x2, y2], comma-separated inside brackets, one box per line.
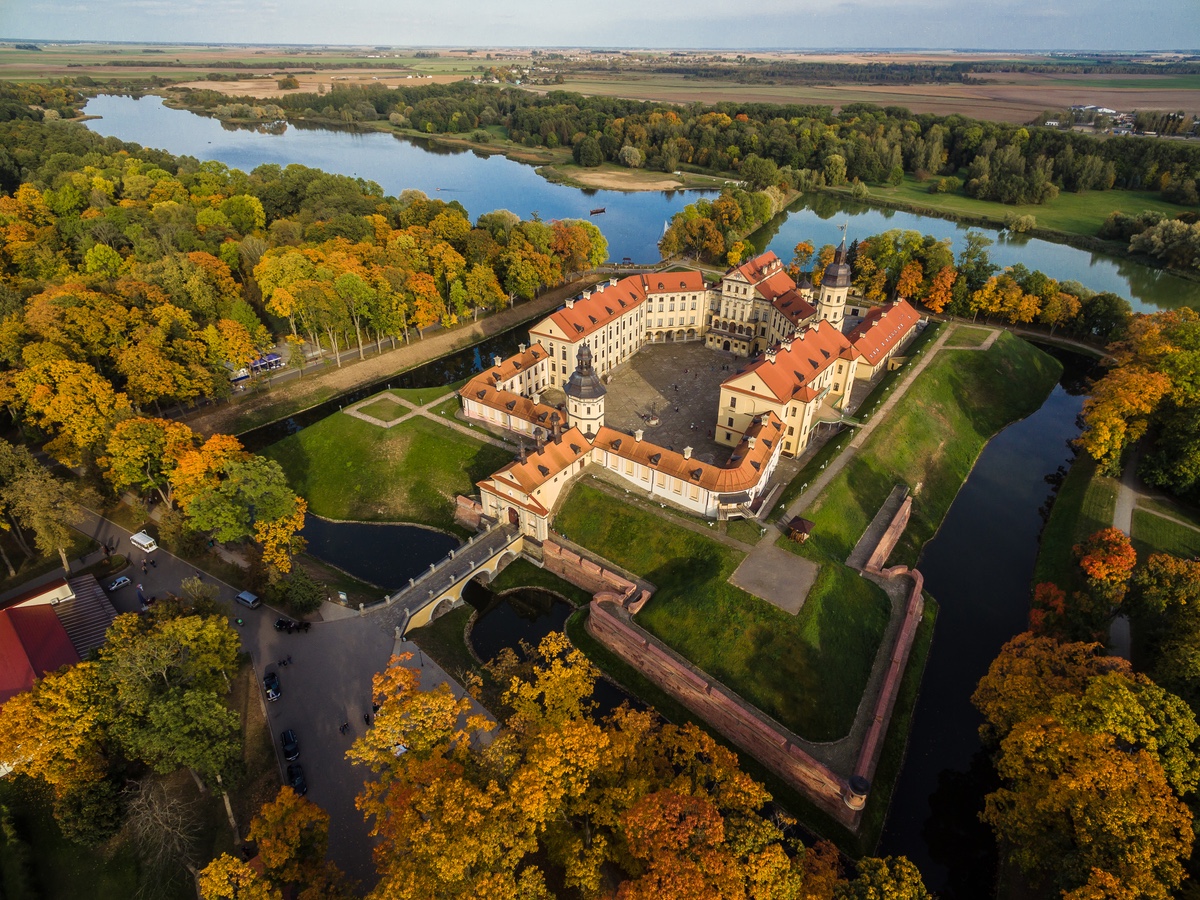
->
[1, 0, 1196, 52]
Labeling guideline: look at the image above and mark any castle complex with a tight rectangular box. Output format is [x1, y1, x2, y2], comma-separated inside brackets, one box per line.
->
[459, 244, 921, 540]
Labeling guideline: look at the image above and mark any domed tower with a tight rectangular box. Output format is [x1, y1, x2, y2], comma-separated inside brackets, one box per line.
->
[564, 343, 606, 438]
[816, 235, 852, 330]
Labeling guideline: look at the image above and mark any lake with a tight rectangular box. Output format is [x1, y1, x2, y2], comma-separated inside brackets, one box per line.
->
[81, 94, 1198, 313]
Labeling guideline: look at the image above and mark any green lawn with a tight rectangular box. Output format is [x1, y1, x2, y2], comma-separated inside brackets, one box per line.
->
[794, 333, 1062, 568]
[853, 174, 1184, 239]
[430, 396, 464, 419]
[356, 397, 408, 422]
[1137, 497, 1200, 532]
[1131, 508, 1200, 561]
[726, 518, 765, 544]
[262, 412, 512, 531]
[555, 483, 890, 741]
[1032, 455, 1120, 591]
[945, 326, 993, 348]
[388, 379, 468, 406]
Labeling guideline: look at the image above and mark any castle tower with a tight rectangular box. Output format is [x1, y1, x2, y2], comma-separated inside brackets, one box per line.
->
[564, 343, 606, 438]
[816, 234, 852, 330]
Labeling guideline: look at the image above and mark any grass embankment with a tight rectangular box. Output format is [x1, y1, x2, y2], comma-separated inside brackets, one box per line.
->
[1032, 455, 1120, 592]
[820, 174, 1183, 241]
[944, 325, 993, 348]
[555, 482, 887, 741]
[262, 407, 511, 531]
[791, 332, 1063, 569]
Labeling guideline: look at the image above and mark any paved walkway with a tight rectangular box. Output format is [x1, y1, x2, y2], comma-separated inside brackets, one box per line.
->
[345, 389, 515, 450]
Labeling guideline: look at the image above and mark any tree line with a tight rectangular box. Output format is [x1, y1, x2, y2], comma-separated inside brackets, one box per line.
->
[171, 79, 1200, 210]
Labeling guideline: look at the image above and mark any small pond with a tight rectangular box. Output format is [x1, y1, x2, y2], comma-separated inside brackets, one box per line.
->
[299, 513, 458, 593]
[464, 581, 638, 717]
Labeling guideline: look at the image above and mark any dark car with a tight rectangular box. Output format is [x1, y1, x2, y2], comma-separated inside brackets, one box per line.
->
[281, 729, 299, 761]
[263, 671, 281, 702]
[287, 763, 307, 796]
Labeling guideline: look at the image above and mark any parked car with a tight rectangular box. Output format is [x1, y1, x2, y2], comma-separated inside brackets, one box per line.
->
[287, 763, 307, 796]
[107, 575, 131, 592]
[281, 729, 300, 761]
[263, 671, 281, 702]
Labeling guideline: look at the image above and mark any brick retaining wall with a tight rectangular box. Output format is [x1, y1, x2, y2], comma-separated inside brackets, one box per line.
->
[853, 569, 924, 785]
[864, 496, 912, 575]
[543, 540, 650, 608]
[455, 495, 483, 531]
[586, 599, 859, 828]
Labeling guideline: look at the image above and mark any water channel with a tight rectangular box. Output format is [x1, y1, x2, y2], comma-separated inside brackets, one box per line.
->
[878, 353, 1093, 896]
[82, 93, 1199, 312]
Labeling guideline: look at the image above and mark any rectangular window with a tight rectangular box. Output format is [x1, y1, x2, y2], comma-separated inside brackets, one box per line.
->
[727, 417, 734, 427]
[729, 396, 736, 409]
[788, 426, 794, 436]
[725, 431, 732, 441]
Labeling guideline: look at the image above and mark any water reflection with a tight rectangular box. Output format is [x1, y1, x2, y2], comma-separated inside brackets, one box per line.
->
[749, 195, 1198, 313]
[880, 361, 1091, 896]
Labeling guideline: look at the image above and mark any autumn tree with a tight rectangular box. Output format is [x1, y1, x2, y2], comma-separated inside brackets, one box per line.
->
[1074, 527, 1137, 608]
[351, 635, 859, 900]
[13, 358, 131, 465]
[243, 787, 353, 897]
[836, 856, 930, 900]
[895, 260, 924, 300]
[199, 855, 282, 900]
[102, 416, 197, 507]
[922, 265, 957, 313]
[983, 718, 1192, 899]
[972, 632, 1129, 746]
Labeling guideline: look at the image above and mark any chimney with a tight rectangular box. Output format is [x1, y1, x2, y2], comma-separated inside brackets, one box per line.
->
[765, 348, 777, 363]
[532, 391, 540, 405]
[683, 446, 693, 459]
[492, 354, 502, 367]
[582, 289, 592, 299]
[519, 342, 527, 353]
[635, 429, 644, 442]
[535, 430, 545, 451]
[608, 277, 618, 287]
[566, 298, 575, 309]
[747, 436, 757, 449]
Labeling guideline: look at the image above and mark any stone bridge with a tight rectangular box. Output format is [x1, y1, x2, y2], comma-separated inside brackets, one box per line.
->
[378, 524, 525, 635]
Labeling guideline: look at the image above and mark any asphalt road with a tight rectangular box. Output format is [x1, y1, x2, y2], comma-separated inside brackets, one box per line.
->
[71, 510, 389, 886]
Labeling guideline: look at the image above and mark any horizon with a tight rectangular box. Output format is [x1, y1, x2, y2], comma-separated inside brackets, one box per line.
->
[1, 0, 1196, 54]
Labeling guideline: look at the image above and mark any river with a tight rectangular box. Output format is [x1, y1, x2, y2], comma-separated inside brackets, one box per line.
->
[878, 354, 1092, 897]
[81, 94, 1198, 313]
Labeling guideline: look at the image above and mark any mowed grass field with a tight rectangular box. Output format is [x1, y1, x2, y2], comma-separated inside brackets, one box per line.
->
[1032, 455, 1120, 592]
[793, 332, 1063, 568]
[850, 174, 1185, 239]
[262, 404, 511, 530]
[555, 482, 890, 742]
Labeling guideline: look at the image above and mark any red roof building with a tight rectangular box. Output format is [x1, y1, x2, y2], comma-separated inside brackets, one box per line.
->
[0, 604, 80, 706]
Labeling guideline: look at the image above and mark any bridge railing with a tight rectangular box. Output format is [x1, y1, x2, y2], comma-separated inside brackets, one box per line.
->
[360, 523, 518, 615]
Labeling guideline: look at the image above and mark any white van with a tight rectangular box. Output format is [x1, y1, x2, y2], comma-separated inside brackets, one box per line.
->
[130, 531, 158, 553]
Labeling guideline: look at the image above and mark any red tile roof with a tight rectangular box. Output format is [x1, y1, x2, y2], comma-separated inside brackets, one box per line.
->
[732, 251, 785, 286]
[538, 276, 647, 341]
[725, 321, 861, 404]
[472, 343, 549, 388]
[0, 605, 80, 706]
[772, 290, 816, 329]
[459, 343, 560, 428]
[482, 427, 592, 496]
[848, 300, 920, 367]
[591, 414, 782, 495]
[532, 272, 709, 344]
